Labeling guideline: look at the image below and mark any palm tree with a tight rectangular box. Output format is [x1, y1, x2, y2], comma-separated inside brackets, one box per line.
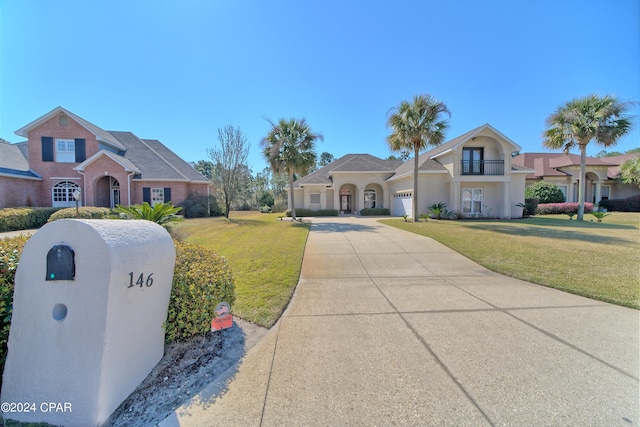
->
[261, 118, 322, 221]
[543, 94, 634, 220]
[386, 94, 451, 221]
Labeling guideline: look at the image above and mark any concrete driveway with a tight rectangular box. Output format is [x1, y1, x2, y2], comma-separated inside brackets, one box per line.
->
[164, 217, 639, 426]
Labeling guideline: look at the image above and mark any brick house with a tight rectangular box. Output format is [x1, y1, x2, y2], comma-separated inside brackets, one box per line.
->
[0, 107, 210, 209]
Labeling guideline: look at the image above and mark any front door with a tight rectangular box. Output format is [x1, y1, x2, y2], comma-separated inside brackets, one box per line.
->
[340, 195, 351, 213]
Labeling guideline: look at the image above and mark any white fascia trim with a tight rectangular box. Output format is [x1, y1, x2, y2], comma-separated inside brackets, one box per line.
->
[0, 172, 42, 180]
[131, 178, 191, 183]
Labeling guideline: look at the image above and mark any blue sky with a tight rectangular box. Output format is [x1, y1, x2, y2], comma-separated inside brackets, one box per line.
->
[1, 0, 638, 173]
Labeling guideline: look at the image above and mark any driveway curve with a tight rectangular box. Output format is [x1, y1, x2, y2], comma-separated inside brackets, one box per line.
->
[164, 217, 639, 427]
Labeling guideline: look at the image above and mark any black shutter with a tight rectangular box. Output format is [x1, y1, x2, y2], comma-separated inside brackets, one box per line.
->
[164, 187, 171, 203]
[41, 136, 54, 162]
[143, 188, 151, 204]
[74, 139, 86, 162]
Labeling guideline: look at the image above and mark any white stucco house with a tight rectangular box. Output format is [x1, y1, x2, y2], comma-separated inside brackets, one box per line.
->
[288, 124, 534, 219]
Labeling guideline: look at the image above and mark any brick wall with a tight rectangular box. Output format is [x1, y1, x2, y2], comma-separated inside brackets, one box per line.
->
[0, 177, 40, 208]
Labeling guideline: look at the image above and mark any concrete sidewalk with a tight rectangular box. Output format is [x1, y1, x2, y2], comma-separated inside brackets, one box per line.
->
[162, 217, 639, 426]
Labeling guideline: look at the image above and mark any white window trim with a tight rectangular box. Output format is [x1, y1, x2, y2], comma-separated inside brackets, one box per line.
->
[55, 138, 75, 163]
[151, 188, 165, 207]
[462, 187, 483, 215]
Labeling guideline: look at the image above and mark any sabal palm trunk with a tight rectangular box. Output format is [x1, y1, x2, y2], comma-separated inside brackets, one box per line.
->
[289, 171, 296, 221]
[413, 145, 419, 221]
[577, 146, 587, 221]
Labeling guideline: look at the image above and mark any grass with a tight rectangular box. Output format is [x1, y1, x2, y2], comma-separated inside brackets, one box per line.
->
[171, 211, 310, 327]
[380, 213, 640, 310]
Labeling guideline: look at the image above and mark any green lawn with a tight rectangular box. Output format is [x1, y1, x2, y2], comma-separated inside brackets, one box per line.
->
[380, 213, 640, 309]
[171, 212, 310, 327]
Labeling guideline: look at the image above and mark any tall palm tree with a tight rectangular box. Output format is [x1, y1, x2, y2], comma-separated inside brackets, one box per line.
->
[261, 118, 322, 220]
[386, 94, 450, 221]
[543, 94, 634, 220]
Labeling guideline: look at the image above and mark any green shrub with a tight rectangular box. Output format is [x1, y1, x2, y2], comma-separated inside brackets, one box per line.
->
[114, 202, 183, 226]
[525, 182, 565, 203]
[598, 194, 640, 212]
[259, 206, 272, 213]
[523, 198, 539, 217]
[0, 207, 61, 232]
[178, 193, 222, 218]
[285, 209, 339, 217]
[165, 241, 235, 342]
[0, 235, 29, 379]
[427, 203, 450, 219]
[359, 208, 391, 216]
[48, 206, 112, 222]
[536, 202, 594, 215]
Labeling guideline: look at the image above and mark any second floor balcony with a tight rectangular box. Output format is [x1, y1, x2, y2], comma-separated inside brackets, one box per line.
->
[461, 160, 504, 175]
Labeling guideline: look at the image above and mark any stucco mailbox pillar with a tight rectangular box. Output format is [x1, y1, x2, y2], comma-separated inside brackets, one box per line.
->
[1, 219, 176, 427]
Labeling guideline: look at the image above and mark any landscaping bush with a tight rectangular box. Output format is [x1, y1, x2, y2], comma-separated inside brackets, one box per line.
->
[48, 206, 112, 222]
[525, 181, 565, 203]
[165, 241, 235, 342]
[0, 235, 29, 381]
[536, 202, 594, 215]
[521, 198, 539, 217]
[0, 207, 61, 232]
[259, 205, 272, 213]
[178, 193, 223, 218]
[285, 209, 339, 217]
[359, 208, 391, 216]
[598, 194, 640, 212]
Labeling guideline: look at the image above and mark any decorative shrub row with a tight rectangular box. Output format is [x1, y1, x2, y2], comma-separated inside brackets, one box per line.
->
[525, 181, 565, 203]
[598, 194, 640, 212]
[0, 207, 61, 232]
[165, 240, 235, 342]
[0, 235, 29, 379]
[47, 207, 112, 222]
[285, 209, 339, 217]
[359, 208, 391, 216]
[536, 202, 594, 215]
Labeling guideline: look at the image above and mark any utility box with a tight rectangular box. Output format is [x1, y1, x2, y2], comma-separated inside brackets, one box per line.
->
[1, 219, 176, 427]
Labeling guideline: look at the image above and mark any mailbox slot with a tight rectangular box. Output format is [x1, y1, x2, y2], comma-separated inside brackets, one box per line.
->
[46, 245, 75, 281]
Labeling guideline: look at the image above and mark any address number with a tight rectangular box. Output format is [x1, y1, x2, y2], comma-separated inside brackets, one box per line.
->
[127, 272, 154, 289]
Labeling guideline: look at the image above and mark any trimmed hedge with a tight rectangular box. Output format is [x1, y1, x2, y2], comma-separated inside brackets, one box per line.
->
[165, 241, 235, 342]
[0, 235, 29, 380]
[285, 209, 339, 217]
[537, 202, 594, 215]
[48, 207, 112, 222]
[599, 194, 640, 212]
[359, 208, 391, 216]
[0, 207, 61, 232]
[523, 198, 539, 217]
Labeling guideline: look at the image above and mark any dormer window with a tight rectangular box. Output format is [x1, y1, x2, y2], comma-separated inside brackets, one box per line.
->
[59, 115, 68, 126]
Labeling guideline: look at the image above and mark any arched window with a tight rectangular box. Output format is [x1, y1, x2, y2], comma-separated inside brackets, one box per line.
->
[52, 181, 81, 207]
[364, 189, 376, 209]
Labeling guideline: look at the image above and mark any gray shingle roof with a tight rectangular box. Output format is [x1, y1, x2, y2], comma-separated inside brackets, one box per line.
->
[108, 132, 209, 182]
[293, 154, 401, 187]
[0, 140, 40, 178]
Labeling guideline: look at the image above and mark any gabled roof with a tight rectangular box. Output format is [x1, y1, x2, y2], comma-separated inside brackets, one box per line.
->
[293, 154, 401, 187]
[108, 131, 209, 182]
[547, 154, 616, 169]
[74, 150, 141, 174]
[427, 123, 522, 160]
[15, 106, 126, 151]
[0, 140, 41, 179]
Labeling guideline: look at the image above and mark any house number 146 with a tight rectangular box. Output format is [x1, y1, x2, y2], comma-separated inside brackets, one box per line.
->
[127, 272, 154, 288]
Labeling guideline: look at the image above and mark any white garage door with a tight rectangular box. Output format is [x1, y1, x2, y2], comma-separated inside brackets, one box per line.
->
[393, 192, 413, 217]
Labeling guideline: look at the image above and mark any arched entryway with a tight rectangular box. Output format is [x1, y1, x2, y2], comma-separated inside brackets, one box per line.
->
[338, 184, 356, 214]
[96, 176, 121, 208]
